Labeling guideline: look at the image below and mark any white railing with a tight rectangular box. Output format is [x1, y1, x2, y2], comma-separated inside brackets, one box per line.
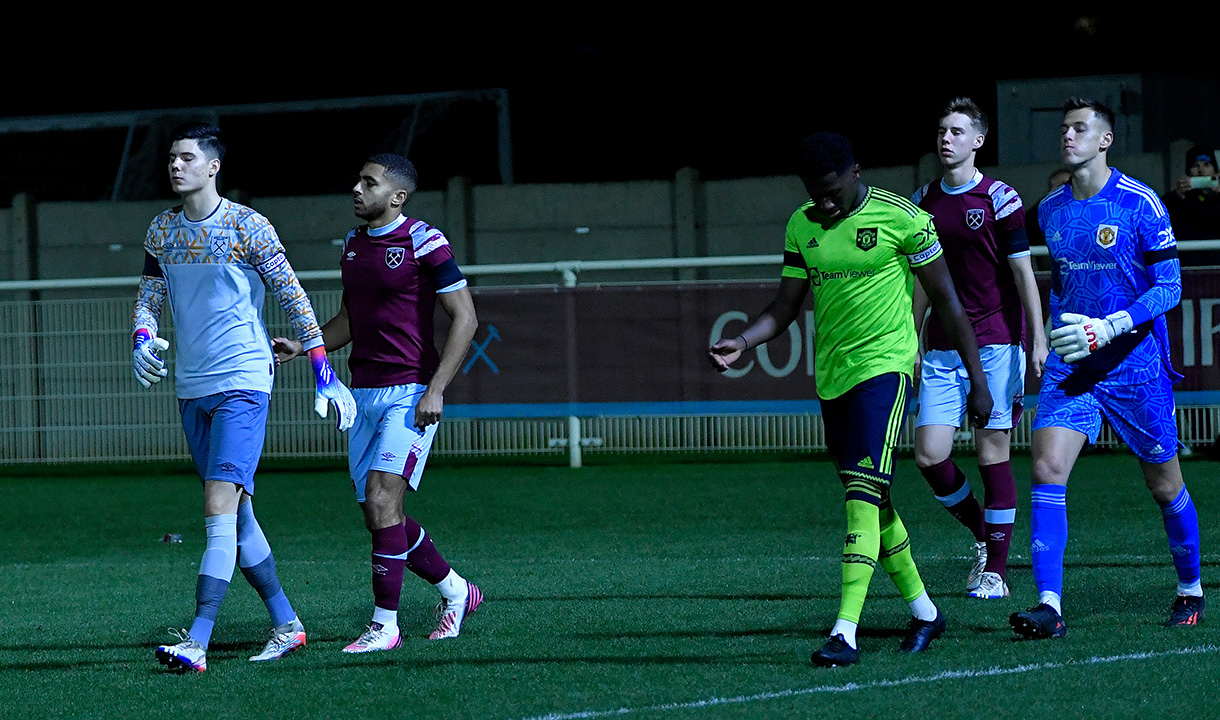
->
[2, 245, 1219, 467]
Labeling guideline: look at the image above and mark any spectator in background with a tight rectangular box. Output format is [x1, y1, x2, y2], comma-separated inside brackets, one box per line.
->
[1163, 145, 1220, 259]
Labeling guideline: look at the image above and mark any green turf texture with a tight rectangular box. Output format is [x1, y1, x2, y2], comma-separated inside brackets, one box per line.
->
[1, 454, 1216, 719]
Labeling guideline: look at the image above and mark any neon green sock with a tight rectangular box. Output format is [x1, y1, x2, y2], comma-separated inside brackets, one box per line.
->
[878, 502, 926, 603]
[838, 497, 881, 624]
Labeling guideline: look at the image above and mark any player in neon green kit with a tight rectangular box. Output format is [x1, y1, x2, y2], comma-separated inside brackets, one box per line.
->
[709, 132, 993, 667]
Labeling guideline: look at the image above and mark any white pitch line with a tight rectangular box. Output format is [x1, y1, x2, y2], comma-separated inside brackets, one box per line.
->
[512, 645, 1220, 720]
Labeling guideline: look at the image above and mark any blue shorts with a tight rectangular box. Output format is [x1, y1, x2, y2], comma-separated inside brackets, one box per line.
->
[917, 344, 1025, 430]
[348, 384, 439, 502]
[821, 373, 910, 486]
[1033, 366, 1178, 463]
[179, 390, 270, 494]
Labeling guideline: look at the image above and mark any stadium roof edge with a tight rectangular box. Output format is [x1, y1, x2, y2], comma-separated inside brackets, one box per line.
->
[0, 89, 509, 134]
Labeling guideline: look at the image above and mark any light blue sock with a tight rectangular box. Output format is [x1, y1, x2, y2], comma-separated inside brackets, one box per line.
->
[189, 514, 237, 648]
[1030, 484, 1068, 602]
[236, 501, 296, 627]
[1160, 485, 1202, 593]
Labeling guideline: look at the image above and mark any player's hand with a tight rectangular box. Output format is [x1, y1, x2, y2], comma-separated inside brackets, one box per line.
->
[309, 347, 357, 431]
[966, 384, 994, 429]
[133, 331, 170, 388]
[1050, 312, 1117, 363]
[707, 336, 747, 372]
[414, 387, 444, 429]
[1028, 339, 1049, 381]
[271, 336, 304, 366]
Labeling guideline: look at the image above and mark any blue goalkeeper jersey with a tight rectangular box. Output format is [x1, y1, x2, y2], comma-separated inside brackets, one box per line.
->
[1033, 168, 1182, 384]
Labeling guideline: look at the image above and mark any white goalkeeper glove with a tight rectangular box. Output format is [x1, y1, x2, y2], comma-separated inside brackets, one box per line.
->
[133, 331, 170, 388]
[1049, 311, 1133, 363]
[309, 346, 357, 431]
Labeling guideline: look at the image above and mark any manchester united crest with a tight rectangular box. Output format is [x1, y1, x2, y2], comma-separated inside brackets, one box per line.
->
[385, 247, 406, 268]
[966, 208, 985, 230]
[1096, 224, 1119, 248]
[856, 228, 878, 251]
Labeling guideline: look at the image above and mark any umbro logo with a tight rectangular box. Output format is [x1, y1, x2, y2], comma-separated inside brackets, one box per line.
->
[990, 531, 1007, 541]
[345, 251, 356, 260]
[219, 462, 238, 473]
[372, 564, 388, 576]
[380, 452, 397, 461]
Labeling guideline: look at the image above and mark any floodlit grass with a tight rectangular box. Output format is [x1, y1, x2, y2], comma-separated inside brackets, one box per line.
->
[0, 453, 1216, 719]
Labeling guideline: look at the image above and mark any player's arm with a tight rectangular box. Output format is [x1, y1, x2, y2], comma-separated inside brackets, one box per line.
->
[912, 256, 993, 427]
[273, 300, 352, 364]
[251, 229, 356, 431]
[708, 276, 809, 371]
[131, 250, 170, 388]
[1008, 253, 1048, 379]
[415, 286, 478, 428]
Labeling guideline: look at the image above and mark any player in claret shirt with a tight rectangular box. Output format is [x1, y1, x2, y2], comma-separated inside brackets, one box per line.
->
[910, 97, 1047, 601]
[275, 153, 481, 652]
[1010, 97, 1204, 639]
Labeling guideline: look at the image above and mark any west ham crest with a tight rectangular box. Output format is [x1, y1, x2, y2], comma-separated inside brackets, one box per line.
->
[385, 247, 406, 268]
[1096, 224, 1118, 248]
[209, 232, 229, 258]
[856, 228, 878, 251]
[966, 208, 984, 230]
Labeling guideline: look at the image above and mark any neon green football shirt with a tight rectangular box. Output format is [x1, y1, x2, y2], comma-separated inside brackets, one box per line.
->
[782, 186, 942, 400]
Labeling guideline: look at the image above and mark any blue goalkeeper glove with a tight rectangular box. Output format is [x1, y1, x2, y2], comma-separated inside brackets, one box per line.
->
[133, 329, 170, 388]
[1049, 311, 1133, 363]
[309, 346, 357, 431]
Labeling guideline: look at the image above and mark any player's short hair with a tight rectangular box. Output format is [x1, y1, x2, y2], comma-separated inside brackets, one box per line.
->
[367, 153, 419, 194]
[942, 97, 988, 136]
[1063, 96, 1115, 132]
[170, 122, 226, 163]
[795, 132, 855, 180]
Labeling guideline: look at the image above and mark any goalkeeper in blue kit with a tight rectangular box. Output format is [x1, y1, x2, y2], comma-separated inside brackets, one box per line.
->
[1010, 98, 1204, 639]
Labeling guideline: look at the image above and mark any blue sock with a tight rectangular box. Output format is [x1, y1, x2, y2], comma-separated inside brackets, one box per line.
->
[1160, 486, 1202, 591]
[1030, 485, 1068, 600]
[189, 514, 237, 648]
[236, 501, 296, 627]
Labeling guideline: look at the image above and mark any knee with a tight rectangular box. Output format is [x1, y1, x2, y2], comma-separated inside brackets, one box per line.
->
[1031, 453, 1071, 486]
[914, 447, 947, 469]
[1144, 470, 1184, 505]
[362, 491, 402, 531]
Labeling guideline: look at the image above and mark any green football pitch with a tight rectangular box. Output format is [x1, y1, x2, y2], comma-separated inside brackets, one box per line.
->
[1, 452, 1217, 719]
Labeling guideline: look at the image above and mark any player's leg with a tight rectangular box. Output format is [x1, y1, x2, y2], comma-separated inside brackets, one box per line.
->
[1142, 457, 1205, 625]
[193, 390, 306, 662]
[877, 488, 945, 653]
[813, 374, 938, 665]
[157, 394, 237, 672]
[1102, 374, 1204, 626]
[970, 344, 1024, 599]
[1009, 424, 1087, 639]
[971, 428, 1015, 598]
[238, 493, 307, 661]
[342, 387, 407, 653]
[915, 350, 987, 590]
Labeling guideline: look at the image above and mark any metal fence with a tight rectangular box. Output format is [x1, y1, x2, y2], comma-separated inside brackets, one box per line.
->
[3, 251, 1220, 466]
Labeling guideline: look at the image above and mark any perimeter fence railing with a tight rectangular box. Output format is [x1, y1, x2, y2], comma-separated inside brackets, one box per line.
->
[3, 244, 1220, 467]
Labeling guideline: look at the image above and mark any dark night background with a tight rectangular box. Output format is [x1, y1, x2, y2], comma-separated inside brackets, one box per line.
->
[0, 15, 1196, 201]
